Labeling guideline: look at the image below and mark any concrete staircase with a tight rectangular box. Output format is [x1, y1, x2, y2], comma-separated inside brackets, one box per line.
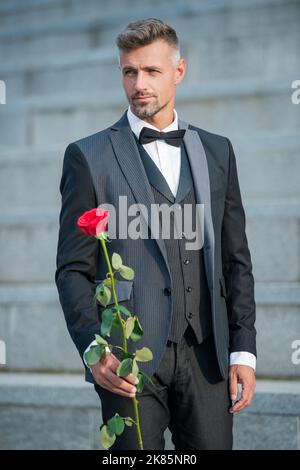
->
[0, 0, 300, 449]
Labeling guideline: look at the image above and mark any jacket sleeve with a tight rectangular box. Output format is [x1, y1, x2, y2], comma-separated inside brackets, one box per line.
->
[55, 143, 100, 360]
[221, 138, 257, 357]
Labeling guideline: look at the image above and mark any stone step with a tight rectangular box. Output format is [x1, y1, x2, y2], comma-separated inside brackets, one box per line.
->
[0, 0, 298, 62]
[0, 282, 299, 377]
[0, 0, 204, 30]
[255, 282, 300, 379]
[233, 379, 300, 450]
[0, 78, 298, 147]
[0, 373, 104, 450]
[0, 147, 63, 210]
[245, 199, 300, 282]
[1, 136, 299, 211]
[2, 30, 299, 101]
[0, 0, 292, 29]
[0, 283, 82, 372]
[0, 373, 299, 449]
[0, 0, 68, 29]
[233, 136, 300, 200]
[0, 0, 171, 29]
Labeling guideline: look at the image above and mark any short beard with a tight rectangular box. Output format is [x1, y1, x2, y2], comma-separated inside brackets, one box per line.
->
[130, 97, 167, 119]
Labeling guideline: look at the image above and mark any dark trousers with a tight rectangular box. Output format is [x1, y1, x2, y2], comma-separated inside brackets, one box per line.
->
[94, 325, 233, 450]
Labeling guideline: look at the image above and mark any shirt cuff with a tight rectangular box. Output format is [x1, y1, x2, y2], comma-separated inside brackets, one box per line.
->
[230, 351, 256, 370]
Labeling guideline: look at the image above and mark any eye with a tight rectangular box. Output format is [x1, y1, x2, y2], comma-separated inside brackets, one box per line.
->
[124, 69, 135, 76]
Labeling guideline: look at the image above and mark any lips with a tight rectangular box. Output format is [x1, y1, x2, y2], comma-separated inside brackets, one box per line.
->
[135, 96, 152, 100]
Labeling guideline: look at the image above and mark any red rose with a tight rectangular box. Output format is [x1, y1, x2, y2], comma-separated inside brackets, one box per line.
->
[77, 208, 109, 236]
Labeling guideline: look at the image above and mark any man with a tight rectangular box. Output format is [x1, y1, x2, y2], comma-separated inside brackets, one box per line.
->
[55, 18, 256, 450]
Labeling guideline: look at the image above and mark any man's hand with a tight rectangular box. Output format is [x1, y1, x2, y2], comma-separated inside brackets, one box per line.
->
[229, 364, 256, 413]
[91, 351, 139, 398]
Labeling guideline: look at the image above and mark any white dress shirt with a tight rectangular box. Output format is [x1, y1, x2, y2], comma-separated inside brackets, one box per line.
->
[83, 106, 256, 371]
[127, 105, 181, 197]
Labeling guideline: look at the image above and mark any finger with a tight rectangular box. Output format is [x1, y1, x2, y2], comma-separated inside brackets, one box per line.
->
[229, 371, 238, 401]
[94, 365, 136, 398]
[106, 368, 137, 396]
[229, 380, 251, 413]
[99, 378, 136, 398]
[126, 373, 139, 385]
[105, 369, 136, 393]
[230, 392, 253, 413]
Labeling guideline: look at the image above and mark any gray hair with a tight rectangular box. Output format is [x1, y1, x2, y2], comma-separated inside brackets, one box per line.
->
[116, 18, 181, 67]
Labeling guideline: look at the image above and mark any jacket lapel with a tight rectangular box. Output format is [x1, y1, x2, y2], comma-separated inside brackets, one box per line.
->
[179, 118, 215, 292]
[174, 143, 192, 203]
[109, 111, 172, 279]
[132, 133, 175, 203]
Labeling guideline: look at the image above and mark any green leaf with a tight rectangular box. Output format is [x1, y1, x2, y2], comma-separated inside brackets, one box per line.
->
[95, 334, 108, 346]
[84, 345, 102, 366]
[100, 308, 114, 337]
[107, 414, 125, 436]
[112, 253, 123, 270]
[132, 358, 139, 378]
[102, 285, 111, 306]
[116, 358, 133, 377]
[95, 281, 103, 294]
[99, 424, 116, 449]
[125, 317, 135, 339]
[111, 315, 120, 332]
[130, 317, 144, 342]
[96, 284, 111, 307]
[124, 417, 135, 427]
[119, 265, 134, 280]
[112, 304, 132, 317]
[136, 372, 145, 393]
[134, 347, 153, 362]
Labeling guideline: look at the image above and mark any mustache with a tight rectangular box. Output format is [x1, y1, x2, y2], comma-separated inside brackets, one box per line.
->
[132, 93, 156, 100]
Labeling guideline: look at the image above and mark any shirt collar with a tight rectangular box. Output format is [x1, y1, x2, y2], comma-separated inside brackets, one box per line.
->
[127, 105, 178, 140]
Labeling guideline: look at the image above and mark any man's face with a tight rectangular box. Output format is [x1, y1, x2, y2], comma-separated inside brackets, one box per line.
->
[119, 39, 186, 120]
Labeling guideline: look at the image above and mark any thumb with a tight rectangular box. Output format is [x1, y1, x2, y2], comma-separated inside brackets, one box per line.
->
[229, 369, 238, 401]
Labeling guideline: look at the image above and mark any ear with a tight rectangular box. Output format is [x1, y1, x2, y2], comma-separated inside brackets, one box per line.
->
[175, 58, 186, 85]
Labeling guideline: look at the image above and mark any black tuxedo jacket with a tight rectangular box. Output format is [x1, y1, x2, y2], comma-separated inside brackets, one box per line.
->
[55, 110, 256, 383]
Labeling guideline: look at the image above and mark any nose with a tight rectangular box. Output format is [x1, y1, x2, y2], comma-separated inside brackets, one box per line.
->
[134, 71, 147, 93]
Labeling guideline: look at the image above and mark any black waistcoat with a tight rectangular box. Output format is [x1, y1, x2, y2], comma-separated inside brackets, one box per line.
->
[133, 134, 212, 344]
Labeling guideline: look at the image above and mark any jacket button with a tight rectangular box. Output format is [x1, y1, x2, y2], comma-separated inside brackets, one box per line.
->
[186, 286, 192, 293]
[164, 287, 172, 296]
[183, 259, 190, 265]
[188, 312, 194, 319]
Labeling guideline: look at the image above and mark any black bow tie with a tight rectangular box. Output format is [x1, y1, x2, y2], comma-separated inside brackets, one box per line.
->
[139, 127, 186, 147]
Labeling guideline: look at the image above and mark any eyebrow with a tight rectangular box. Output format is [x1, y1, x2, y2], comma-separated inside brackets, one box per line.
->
[122, 65, 163, 72]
